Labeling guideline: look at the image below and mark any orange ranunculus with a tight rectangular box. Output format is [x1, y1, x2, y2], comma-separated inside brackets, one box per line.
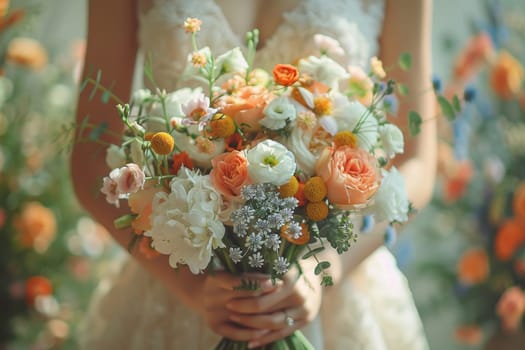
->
[128, 182, 166, 234]
[210, 150, 251, 200]
[25, 276, 52, 305]
[215, 85, 274, 133]
[513, 181, 525, 220]
[490, 50, 524, 99]
[172, 151, 193, 174]
[316, 146, 380, 208]
[453, 32, 494, 81]
[496, 286, 525, 333]
[494, 219, 525, 261]
[454, 325, 483, 346]
[457, 248, 489, 285]
[6, 37, 48, 70]
[273, 64, 299, 86]
[14, 201, 56, 252]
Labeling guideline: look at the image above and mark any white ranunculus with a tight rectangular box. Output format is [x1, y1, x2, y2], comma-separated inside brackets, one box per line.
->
[105, 144, 126, 169]
[260, 96, 296, 130]
[286, 126, 317, 176]
[298, 55, 348, 90]
[145, 168, 225, 274]
[333, 99, 378, 150]
[371, 167, 409, 223]
[214, 47, 249, 76]
[246, 140, 296, 185]
[379, 124, 404, 158]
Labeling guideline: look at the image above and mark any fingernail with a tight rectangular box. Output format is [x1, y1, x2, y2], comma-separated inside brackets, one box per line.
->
[229, 314, 241, 322]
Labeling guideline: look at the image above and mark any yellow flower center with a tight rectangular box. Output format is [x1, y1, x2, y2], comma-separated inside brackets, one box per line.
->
[334, 131, 358, 148]
[314, 96, 332, 116]
[263, 155, 279, 167]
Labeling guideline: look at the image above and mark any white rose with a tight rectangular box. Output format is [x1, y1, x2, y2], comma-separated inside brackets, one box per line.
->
[105, 144, 126, 169]
[370, 167, 410, 223]
[298, 55, 348, 90]
[260, 96, 296, 130]
[246, 140, 296, 185]
[215, 47, 249, 76]
[379, 124, 404, 159]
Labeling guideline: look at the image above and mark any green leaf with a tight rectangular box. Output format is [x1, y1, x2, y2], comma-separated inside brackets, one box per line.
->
[301, 246, 325, 260]
[398, 52, 412, 70]
[314, 261, 331, 275]
[452, 94, 462, 112]
[408, 111, 422, 136]
[437, 95, 456, 121]
[88, 121, 108, 141]
[88, 69, 103, 101]
[397, 83, 409, 96]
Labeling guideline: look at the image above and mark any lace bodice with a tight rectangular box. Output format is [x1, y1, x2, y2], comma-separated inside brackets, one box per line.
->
[138, 0, 385, 90]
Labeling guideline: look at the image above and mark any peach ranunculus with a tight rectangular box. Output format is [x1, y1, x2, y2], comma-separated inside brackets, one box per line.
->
[215, 85, 275, 134]
[210, 150, 251, 200]
[453, 32, 494, 82]
[496, 286, 525, 333]
[454, 325, 483, 346]
[14, 201, 57, 252]
[273, 64, 299, 86]
[494, 219, 525, 261]
[7, 37, 48, 70]
[315, 146, 380, 208]
[457, 248, 490, 285]
[513, 181, 525, 221]
[128, 182, 167, 234]
[490, 50, 524, 99]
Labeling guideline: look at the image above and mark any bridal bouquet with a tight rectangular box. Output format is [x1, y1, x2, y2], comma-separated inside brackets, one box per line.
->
[97, 17, 412, 350]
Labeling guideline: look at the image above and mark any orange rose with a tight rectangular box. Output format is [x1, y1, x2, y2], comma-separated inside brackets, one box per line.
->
[453, 32, 493, 81]
[513, 181, 525, 220]
[273, 64, 299, 86]
[7, 37, 48, 70]
[454, 325, 483, 346]
[457, 248, 489, 285]
[496, 286, 525, 333]
[494, 219, 525, 261]
[25, 276, 52, 306]
[215, 85, 274, 133]
[210, 150, 251, 200]
[316, 146, 380, 208]
[490, 50, 524, 99]
[14, 201, 56, 252]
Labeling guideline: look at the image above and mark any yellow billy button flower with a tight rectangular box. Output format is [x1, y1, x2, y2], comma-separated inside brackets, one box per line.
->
[150, 132, 175, 155]
[313, 96, 332, 116]
[334, 131, 358, 148]
[208, 113, 236, 138]
[144, 132, 155, 141]
[303, 176, 327, 202]
[279, 176, 299, 198]
[306, 201, 329, 221]
[280, 222, 310, 245]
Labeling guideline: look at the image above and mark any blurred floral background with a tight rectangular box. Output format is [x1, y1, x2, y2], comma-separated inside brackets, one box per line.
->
[0, 0, 524, 349]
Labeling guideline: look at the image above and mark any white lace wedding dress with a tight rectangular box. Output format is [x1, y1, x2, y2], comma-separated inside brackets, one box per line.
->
[77, 0, 430, 349]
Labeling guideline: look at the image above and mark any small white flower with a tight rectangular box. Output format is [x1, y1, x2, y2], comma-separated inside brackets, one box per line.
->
[246, 140, 296, 186]
[105, 144, 126, 169]
[183, 47, 212, 81]
[370, 167, 410, 223]
[248, 252, 264, 268]
[273, 256, 290, 275]
[229, 247, 243, 263]
[260, 96, 296, 130]
[379, 124, 404, 159]
[133, 89, 152, 104]
[215, 47, 249, 76]
[298, 55, 348, 90]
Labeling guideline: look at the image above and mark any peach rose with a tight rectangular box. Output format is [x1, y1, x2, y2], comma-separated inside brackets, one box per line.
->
[273, 64, 299, 86]
[490, 50, 524, 99]
[513, 181, 525, 220]
[14, 201, 56, 252]
[454, 325, 483, 346]
[453, 32, 494, 82]
[316, 146, 380, 207]
[457, 248, 489, 285]
[495, 219, 525, 261]
[210, 150, 251, 200]
[496, 286, 525, 333]
[216, 85, 275, 133]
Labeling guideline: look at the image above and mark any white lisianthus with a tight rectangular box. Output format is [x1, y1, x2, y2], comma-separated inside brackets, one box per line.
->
[246, 140, 296, 185]
[215, 47, 248, 76]
[371, 167, 410, 223]
[379, 124, 404, 158]
[132, 89, 153, 104]
[105, 144, 126, 169]
[260, 96, 296, 130]
[145, 168, 225, 274]
[333, 98, 378, 150]
[298, 55, 348, 90]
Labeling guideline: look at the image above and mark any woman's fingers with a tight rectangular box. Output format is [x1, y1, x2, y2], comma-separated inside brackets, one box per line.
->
[212, 322, 270, 342]
[229, 307, 307, 331]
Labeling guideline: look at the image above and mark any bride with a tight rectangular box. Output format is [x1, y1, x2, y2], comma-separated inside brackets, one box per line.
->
[71, 0, 435, 349]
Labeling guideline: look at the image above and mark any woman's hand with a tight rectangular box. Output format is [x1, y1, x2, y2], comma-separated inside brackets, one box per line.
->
[225, 260, 323, 348]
